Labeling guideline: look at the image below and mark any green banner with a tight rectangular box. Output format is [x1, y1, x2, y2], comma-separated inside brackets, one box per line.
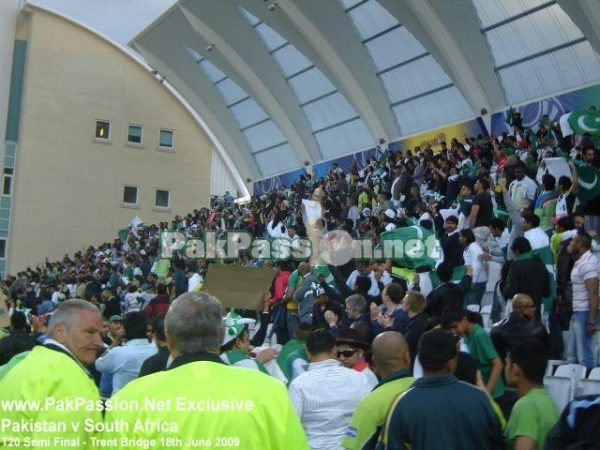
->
[573, 159, 600, 203]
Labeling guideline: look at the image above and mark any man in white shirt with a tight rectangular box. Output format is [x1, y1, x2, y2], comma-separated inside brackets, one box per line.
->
[509, 164, 537, 210]
[289, 329, 371, 450]
[523, 212, 550, 250]
[346, 261, 381, 298]
[186, 264, 203, 292]
[566, 232, 600, 370]
[459, 228, 487, 307]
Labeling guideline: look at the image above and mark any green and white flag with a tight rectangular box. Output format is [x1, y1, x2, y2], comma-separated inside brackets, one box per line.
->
[572, 159, 600, 203]
[380, 225, 441, 270]
[544, 158, 600, 204]
[567, 110, 600, 137]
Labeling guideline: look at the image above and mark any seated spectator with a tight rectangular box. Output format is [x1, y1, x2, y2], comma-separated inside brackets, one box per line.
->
[95, 311, 157, 396]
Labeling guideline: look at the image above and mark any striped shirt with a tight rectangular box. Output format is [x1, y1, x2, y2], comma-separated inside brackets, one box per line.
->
[289, 359, 371, 450]
[571, 250, 600, 311]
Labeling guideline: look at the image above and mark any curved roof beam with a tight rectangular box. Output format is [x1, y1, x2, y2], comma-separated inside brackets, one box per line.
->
[556, 0, 600, 55]
[379, 0, 506, 114]
[132, 10, 259, 185]
[179, 1, 321, 167]
[267, 0, 397, 140]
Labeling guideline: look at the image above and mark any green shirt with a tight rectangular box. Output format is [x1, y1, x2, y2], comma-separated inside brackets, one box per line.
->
[465, 324, 505, 399]
[505, 388, 559, 450]
[342, 369, 414, 450]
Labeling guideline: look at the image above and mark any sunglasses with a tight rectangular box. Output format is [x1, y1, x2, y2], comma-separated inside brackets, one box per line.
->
[337, 349, 358, 358]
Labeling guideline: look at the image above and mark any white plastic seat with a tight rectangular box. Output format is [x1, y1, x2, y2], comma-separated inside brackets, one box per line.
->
[578, 379, 600, 397]
[544, 376, 572, 412]
[577, 367, 600, 397]
[467, 304, 480, 313]
[480, 304, 492, 331]
[588, 367, 600, 380]
[545, 360, 567, 377]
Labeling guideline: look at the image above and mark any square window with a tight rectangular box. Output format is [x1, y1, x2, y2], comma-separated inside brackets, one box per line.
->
[122, 186, 138, 205]
[128, 125, 143, 144]
[95, 121, 111, 139]
[159, 129, 174, 148]
[155, 189, 170, 208]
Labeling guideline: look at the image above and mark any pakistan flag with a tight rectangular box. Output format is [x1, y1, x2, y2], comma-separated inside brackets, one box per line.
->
[567, 110, 600, 137]
[572, 159, 600, 203]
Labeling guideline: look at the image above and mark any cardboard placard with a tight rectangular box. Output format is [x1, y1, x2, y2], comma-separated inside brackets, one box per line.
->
[202, 265, 274, 310]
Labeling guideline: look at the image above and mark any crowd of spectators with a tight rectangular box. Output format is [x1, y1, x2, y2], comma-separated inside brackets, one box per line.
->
[1, 107, 600, 449]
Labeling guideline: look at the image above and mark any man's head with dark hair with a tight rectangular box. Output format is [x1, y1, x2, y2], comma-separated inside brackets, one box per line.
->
[354, 275, 372, 293]
[541, 174, 556, 192]
[418, 329, 459, 374]
[459, 228, 476, 246]
[293, 322, 312, 341]
[505, 338, 549, 386]
[522, 212, 540, 231]
[10, 311, 27, 331]
[489, 218, 505, 237]
[555, 215, 574, 232]
[156, 283, 167, 296]
[557, 175, 572, 194]
[384, 283, 405, 305]
[511, 236, 532, 256]
[305, 329, 336, 361]
[123, 311, 149, 341]
[436, 262, 454, 283]
[151, 313, 167, 343]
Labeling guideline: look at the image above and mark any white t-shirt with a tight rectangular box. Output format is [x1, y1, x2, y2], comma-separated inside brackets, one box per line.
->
[463, 242, 487, 283]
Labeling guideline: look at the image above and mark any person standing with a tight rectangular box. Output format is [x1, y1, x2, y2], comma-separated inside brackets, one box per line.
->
[379, 329, 504, 449]
[504, 339, 559, 450]
[289, 329, 371, 450]
[0, 300, 105, 445]
[566, 232, 599, 370]
[102, 292, 308, 449]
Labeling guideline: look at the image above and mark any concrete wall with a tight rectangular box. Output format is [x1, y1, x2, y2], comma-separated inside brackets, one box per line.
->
[8, 8, 213, 272]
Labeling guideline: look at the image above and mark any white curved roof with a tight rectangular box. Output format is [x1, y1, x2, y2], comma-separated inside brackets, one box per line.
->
[36, 0, 600, 185]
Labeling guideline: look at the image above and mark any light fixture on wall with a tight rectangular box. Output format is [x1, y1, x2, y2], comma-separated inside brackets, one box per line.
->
[268, 2, 278, 11]
[480, 107, 488, 115]
[246, 178, 252, 183]
[206, 44, 215, 52]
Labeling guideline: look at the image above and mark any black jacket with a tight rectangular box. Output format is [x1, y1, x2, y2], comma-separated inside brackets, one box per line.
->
[425, 275, 472, 318]
[502, 254, 550, 320]
[441, 232, 464, 268]
[489, 312, 550, 360]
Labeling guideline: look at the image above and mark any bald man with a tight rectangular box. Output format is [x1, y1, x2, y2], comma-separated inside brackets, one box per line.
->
[490, 294, 550, 361]
[341, 332, 415, 450]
